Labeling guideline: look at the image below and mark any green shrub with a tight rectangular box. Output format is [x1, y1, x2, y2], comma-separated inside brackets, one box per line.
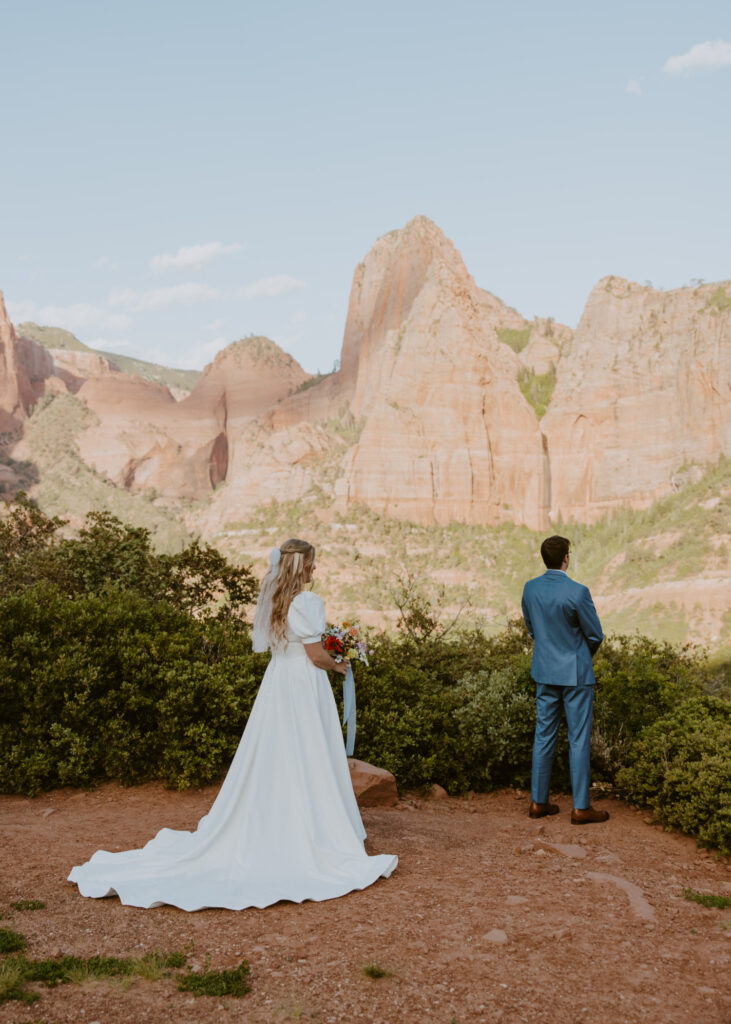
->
[0, 585, 264, 794]
[591, 634, 704, 778]
[0, 529, 726, 854]
[352, 621, 575, 793]
[616, 696, 731, 853]
[453, 665, 558, 791]
[0, 498, 257, 620]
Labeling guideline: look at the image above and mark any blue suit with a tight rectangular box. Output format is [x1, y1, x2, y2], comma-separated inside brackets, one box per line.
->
[521, 570, 603, 809]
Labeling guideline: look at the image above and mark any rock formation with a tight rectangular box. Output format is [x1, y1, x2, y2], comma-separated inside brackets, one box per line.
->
[1, 220, 729, 534]
[76, 336, 312, 500]
[331, 217, 549, 528]
[542, 276, 731, 520]
[0, 292, 54, 436]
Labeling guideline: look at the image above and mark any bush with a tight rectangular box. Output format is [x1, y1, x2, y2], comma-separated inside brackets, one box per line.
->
[616, 695, 731, 854]
[0, 585, 265, 794]
[591, 634, 705, 779]
[0, 497, 257, 620]
[0, 536, 726, 854]
[353, 621, 574, 793]
[453, 665, 554, 791]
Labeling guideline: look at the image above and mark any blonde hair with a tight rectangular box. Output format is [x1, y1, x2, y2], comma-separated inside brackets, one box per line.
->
[269, 538, 315, 646]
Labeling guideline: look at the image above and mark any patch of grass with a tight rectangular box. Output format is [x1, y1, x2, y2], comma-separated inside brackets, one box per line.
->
[497, 327, 532, 353]
[178, 959, 251, 997]
[131, 950, 185, 980]
[0, 946, 187, 1005]
[0, 957, 36, 1004]
[361, 962, 393, 980]
[517, 366, 556, 419]
[682, 887, 731, 910]
[10, 901, 45, 912]
[0, 928, 26, 954]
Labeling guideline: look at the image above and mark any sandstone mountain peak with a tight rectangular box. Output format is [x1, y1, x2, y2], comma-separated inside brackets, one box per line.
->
[376, 214, 455, 252]
[206, 335, 302, 374]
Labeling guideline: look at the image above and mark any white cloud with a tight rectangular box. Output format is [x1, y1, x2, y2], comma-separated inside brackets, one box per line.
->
[663, 39, 731, 76]
[108, 288, 138, 307]
[110, 283, 221, 312]
[203, 317, 225, 332]
[626, 78, 643, 95]
[240, 274, 305, 300]
[150, 242, 243, 273]
[7, 299, 131, 334]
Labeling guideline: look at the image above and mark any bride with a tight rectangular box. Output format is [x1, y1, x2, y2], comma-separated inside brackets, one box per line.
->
[68, 538, 397, 910]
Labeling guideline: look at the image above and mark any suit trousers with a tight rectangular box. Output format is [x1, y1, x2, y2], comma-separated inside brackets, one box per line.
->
[531, 683, 594, 809]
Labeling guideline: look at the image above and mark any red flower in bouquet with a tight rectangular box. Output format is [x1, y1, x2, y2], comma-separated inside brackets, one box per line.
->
[324, 634, 345, 657]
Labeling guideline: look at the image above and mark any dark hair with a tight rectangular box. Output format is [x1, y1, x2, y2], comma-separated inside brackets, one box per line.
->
[540, 535, 570, 569]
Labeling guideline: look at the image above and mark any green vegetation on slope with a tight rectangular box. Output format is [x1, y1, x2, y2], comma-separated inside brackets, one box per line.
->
[213, 455, 730, 660]
[703, 285, 731, 314]
[17, 323, 89, 352]
[96, 351, 200, 391]
[18, 391, 191, 550]
[518, 365, 556, 418]
[18, 322, 201, 392]
[497, 326, 532, 353]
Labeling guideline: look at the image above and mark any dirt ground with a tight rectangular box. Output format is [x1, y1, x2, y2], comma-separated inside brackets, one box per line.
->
[1, 784, 729, 1024]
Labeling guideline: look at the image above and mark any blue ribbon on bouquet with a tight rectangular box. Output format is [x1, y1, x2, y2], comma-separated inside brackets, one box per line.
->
[342, 661, 356, 756]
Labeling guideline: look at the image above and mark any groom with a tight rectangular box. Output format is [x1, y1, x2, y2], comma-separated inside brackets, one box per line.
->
[521, 536, 609, 825]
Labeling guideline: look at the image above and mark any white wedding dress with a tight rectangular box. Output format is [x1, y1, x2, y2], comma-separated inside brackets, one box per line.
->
[68, 591, 397, 910]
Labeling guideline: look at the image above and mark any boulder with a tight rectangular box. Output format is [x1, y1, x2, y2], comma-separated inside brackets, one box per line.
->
[348, 758, 398, 808]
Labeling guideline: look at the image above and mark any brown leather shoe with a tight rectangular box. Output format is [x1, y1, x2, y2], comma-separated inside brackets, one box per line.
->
[529, 801, 560, 819]
[571, 805, 610, 825]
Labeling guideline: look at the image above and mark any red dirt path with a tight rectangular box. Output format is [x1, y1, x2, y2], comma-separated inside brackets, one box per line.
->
[1, 784, 729, 1023]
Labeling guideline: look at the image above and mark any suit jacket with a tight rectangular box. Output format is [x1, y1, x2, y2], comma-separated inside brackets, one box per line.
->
[521, 570, 603, 687]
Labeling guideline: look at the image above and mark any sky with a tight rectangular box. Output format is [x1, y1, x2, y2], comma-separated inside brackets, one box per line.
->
[2, 0, 730, 374]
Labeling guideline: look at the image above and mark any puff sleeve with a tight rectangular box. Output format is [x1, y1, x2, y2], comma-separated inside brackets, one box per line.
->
[287, 591, 327, 644]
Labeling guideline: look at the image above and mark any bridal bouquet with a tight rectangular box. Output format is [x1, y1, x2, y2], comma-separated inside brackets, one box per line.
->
[323, 622, 369, 757]
[322, 622, 371, 666]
